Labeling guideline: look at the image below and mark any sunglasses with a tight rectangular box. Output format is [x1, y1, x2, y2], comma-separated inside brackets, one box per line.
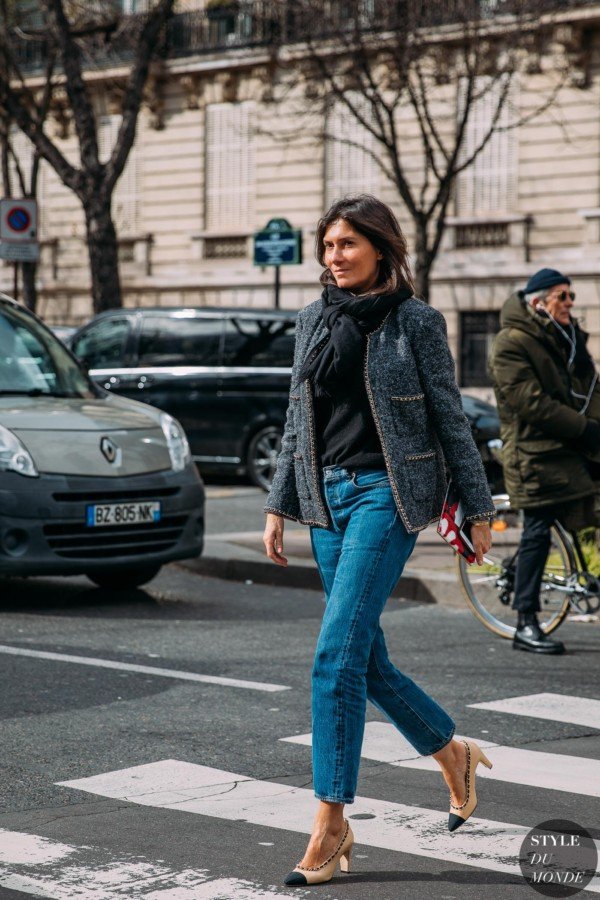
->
[548, 290, 576, 303]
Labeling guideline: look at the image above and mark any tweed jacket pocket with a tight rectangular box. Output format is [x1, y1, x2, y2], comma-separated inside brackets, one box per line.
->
[390, 394, 428, 437]
[404, 450, 437, 501]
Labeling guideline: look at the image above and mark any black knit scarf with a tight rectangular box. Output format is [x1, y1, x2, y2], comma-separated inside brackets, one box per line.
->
[296, 283, 412, 398]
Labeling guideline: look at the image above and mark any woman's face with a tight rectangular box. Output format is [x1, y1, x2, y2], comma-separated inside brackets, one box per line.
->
[323, 219, 382, 294]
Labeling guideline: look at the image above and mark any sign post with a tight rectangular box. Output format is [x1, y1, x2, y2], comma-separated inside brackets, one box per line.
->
[253, 217, 302, 309]
[0, 199, 40, 303]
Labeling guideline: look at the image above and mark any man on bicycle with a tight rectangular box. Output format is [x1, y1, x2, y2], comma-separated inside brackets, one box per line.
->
[489, 268, 600, 654]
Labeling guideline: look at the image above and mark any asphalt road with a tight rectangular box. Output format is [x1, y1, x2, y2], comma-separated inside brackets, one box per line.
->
[0, 484, 598, 899]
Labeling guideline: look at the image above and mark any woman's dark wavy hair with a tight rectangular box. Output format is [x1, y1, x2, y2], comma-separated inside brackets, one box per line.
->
[315, 194, 415, 296]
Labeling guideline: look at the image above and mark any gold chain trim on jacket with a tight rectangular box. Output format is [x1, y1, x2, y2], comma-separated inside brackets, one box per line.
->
[304, 378, 329, 526]
[391, 393, 425, 402]
[364, 330, 413, 535]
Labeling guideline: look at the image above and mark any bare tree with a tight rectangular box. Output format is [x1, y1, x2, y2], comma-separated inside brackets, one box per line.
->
[0, 0, 175, 313]
[0, 25, 56, 313]
[262, 0, 575, 300]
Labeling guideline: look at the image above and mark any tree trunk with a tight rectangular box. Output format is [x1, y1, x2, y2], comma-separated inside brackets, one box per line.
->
[413, 221, 432, 303]
[84, 200, 122, 313]
[22, 260, 38, 312]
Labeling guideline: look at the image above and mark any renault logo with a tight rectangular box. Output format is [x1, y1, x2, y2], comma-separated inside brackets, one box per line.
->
[100, 436, 120, 465]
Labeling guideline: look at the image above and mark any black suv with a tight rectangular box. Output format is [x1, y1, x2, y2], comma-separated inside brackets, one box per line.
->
[70, 307, 297, 489]
[70, 306, 501, 491]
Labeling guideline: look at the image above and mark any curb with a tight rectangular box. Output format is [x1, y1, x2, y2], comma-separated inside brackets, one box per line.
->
[177, 539, 466, 606]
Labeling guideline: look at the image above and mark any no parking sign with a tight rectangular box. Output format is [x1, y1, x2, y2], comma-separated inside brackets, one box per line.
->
[0, 198, 39, 262]
[0, 198, 37, 241]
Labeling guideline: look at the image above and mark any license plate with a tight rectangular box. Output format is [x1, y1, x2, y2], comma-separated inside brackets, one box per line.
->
[86, 501, 161, 528]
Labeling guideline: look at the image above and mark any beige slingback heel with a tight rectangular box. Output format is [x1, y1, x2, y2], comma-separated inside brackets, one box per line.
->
[283, 819, 354, 886]
[448, 738, 493, 832]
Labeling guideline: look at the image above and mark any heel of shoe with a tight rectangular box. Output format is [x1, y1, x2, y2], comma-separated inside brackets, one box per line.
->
[478, 750, 493, 770]
[339, 843, 352, 873]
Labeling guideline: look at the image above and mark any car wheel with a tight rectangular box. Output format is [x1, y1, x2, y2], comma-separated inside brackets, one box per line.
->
[86, 564, 162, 590]
[246, 425, 282, 491]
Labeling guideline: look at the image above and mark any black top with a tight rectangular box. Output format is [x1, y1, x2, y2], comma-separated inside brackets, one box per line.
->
[314, 352, 385, 471]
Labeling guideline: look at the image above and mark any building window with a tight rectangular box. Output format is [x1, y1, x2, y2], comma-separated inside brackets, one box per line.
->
[325, 95, 379, 207]
[460, 311, 500, 387]
[98, 115, 141, 237]
[222, 316, 296, 367]
[205, 102, 255, 233]
[8, 126, 34, 192]
[120, 1, 150, 13]
[456, 76, 518, 216]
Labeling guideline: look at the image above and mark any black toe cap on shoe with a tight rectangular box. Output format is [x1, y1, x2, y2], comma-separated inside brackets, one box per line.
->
[284, 871, 308, 886]
[448, 813, 466, 832]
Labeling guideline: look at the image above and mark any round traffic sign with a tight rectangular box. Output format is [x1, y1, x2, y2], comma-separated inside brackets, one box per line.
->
[7, 206, 31, 233]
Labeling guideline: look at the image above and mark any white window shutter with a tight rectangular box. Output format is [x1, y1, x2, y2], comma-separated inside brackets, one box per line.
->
[457, 76, 518, 215]
[325, 94, 379, 207]
[98, 114, 141, 236]
[205, 102, 255, 232]
[8, 126, 35, 195]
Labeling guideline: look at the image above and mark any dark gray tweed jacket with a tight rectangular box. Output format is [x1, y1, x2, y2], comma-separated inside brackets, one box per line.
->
[264, 296, 495, 533]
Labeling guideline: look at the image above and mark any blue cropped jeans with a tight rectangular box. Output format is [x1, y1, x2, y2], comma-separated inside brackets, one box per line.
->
[309, 465, 455, 804]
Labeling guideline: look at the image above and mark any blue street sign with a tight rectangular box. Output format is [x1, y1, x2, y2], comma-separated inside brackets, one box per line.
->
[253, 218, 302, 266]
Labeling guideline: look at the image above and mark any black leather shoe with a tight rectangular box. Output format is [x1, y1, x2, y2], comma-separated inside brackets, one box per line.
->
[513, 613, 565, 654]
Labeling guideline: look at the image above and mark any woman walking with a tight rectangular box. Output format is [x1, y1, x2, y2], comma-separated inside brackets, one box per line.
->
[263, 195, 495, 886]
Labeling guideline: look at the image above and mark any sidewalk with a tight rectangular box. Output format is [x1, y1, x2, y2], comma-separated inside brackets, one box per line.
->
[179, 522, 467, 606]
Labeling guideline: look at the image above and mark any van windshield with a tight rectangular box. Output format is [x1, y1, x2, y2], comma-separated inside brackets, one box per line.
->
[0, 303, 95, 399]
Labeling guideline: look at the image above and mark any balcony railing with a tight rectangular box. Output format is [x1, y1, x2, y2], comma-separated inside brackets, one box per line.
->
[10, 0, 600, 77]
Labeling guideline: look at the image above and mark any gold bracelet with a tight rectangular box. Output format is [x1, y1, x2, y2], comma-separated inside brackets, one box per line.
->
[471, 521, 490, 527]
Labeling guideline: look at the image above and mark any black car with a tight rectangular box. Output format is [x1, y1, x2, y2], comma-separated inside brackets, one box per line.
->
[70, 307, 501, 491]
[70, 307, 297, 490]
[460, 394, 503, 493]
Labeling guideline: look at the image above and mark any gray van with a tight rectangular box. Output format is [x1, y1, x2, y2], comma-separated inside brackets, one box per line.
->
[0, 294, 204, 589]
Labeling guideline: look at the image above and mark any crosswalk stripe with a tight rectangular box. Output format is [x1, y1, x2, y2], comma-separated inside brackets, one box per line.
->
[468, 693, 600, 729]
[0, 829, 294, 899]
[0, 644, 290, 693]
[56, 759, 600, 892]
[281, 723, 600, 797]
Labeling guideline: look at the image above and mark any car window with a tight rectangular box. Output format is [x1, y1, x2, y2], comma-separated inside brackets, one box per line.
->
[221, 317, 296, 367]
[138, 316, 222, 367]
[0, 306, 93, 398]
[72, 317, 131, 369]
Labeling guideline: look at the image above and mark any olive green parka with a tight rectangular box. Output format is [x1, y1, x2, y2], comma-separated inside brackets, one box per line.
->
[488, 292, 600, 518]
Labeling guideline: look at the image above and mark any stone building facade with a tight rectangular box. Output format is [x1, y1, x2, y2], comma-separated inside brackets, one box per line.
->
[3, 0, 600, 397]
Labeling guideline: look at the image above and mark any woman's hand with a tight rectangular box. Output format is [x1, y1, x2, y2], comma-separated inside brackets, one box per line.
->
[471, 522, 492, 566]
[263, 513, 288, 566]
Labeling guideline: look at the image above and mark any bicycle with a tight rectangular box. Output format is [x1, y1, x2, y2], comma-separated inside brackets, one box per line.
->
[458, 492, 600, 639]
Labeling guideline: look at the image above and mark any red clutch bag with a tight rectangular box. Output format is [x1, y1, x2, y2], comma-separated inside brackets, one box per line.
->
[437, 480, 477, 565]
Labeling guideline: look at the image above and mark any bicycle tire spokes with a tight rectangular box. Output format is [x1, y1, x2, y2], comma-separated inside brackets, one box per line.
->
[458, 496, 573, 639]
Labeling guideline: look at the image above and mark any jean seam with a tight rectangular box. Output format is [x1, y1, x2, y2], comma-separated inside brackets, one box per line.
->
[331, 506, 399, 799]
[371, 647, 453, 754]
[428, 725, 456, 756]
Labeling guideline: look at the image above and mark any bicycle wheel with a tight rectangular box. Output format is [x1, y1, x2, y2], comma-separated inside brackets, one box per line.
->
[458, 494, 574, 639]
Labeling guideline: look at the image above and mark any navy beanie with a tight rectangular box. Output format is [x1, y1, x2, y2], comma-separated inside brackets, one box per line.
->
[524, 268, 571, 295]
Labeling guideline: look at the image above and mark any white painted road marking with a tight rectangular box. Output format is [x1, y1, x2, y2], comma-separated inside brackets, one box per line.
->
[469, 692, 600, 729]
[283, 723, 497, 762]
[0, 644, 289, 693]
[56, 759, 600, 891]
[0, 829, 296, 899]
[282, 723, 600, 797]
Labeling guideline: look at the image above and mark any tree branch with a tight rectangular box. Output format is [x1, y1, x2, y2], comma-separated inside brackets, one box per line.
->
[42, 0, 99, 175]
[105, 0, 175, 195]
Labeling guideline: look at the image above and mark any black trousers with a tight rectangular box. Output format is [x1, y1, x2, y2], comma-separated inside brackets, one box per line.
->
[512, 504, 562, 614]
